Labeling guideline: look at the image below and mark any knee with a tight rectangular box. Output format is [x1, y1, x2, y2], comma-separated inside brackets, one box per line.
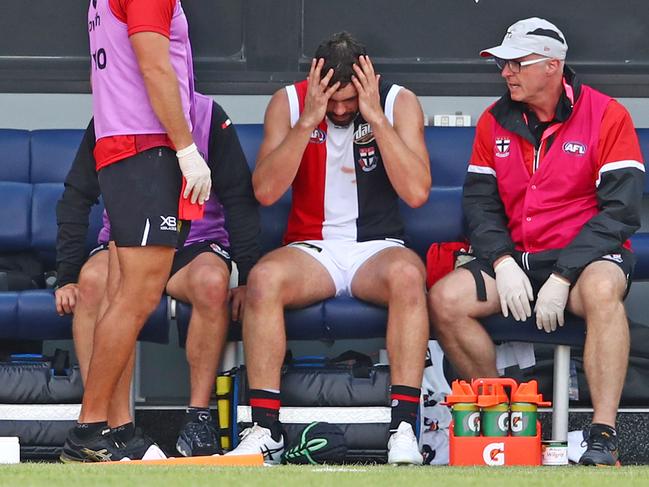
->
[78, 263, 107, 307]
[579, 275, 624, 313]
[116, 279, 166, 320]
[188, 267, 229, 307]
[427, 278, 467, 327]
[246, 261, 288, 306]
[385, 260, 426, 302]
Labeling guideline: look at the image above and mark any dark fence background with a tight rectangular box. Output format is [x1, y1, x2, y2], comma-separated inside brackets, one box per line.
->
[2, 0, 648, 96]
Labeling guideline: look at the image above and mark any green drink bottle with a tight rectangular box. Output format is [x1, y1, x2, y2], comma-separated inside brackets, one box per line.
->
[444, 380, 480, 437]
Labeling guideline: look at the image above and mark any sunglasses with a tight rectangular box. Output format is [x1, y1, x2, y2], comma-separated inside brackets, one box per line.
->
[494, 57, 549, 73]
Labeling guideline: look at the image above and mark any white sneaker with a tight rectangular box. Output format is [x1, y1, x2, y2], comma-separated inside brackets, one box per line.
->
[387, 422, 423, 465]
[225, 424, 284, 465]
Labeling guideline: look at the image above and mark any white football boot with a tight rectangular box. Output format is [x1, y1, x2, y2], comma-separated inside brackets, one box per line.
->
[387, 422, 423, 465]
[225, 424, 284, 465]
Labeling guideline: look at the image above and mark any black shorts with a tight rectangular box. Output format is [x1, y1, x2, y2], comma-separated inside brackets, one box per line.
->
[460, 248, 635, 301]
[170, 240, 232, 278]
[98, 147, 182, 248]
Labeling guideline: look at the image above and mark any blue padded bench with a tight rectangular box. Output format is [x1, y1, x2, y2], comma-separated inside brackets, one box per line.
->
[177, 124, 649, 441]
[0, 129, 169, 344]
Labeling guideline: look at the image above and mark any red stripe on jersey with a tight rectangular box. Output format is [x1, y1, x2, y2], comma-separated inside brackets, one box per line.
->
[284, 80, 327, 243]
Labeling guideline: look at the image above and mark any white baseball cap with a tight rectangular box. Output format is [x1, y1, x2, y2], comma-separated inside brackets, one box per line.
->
[480, 17, 568, 60]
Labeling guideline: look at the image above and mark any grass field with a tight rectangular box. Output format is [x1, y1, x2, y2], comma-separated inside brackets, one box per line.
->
[1, 464, 649, 487]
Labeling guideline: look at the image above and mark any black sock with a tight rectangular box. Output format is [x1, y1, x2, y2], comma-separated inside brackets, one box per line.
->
[250, 389, 281, 441]
[111, 422, 135, 443]
[74, 421, 108, 440]
[185, 407, 214, 423]
[589, 423, 617, 439]
[390, 385, 420, 433]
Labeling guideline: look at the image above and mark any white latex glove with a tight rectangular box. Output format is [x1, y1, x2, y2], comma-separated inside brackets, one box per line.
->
[176, 143, 211, 204]
[534, 273, 570, 333]
[494, 256, 534, 322]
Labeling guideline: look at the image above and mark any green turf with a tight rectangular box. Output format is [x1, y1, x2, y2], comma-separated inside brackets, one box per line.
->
[1, 464, 649, 487]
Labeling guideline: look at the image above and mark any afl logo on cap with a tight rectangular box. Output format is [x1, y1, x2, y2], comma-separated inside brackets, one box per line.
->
[563, 141, 586, 156]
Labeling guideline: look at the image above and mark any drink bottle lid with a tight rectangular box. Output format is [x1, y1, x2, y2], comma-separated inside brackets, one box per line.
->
[511, 380, 551, 406]
[443, 380, 477, 404]
[476, 383, 509, 407]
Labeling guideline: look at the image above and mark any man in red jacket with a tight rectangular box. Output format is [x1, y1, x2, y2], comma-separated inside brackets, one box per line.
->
[428, 17, 645, 466]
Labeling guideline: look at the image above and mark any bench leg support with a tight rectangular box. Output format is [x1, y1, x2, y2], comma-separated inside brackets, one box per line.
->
[551, 344, 571, 441]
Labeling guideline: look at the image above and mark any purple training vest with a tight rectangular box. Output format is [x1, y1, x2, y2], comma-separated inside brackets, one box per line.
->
[88, 0, 195, 139]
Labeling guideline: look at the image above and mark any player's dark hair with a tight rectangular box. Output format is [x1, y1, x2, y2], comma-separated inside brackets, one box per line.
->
[314, 31, 367, 87]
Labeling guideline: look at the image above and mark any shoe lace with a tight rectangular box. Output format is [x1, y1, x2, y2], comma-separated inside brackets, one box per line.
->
[390, 425, 415, 447]
[581, 429, 617, 453]
[238, 425, 267, 445]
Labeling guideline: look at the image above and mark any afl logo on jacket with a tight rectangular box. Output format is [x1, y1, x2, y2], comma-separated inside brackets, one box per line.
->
[563, 141, 586, 156]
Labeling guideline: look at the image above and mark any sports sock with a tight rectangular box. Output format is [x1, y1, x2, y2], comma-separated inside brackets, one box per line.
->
[185, 406, 214, 423]
[390, 385, 420, 433]
[250, 389, 282, 441]
[74, 421, 109, 440]
[111, 422, 135, 443]
[589, 423, 617, 440]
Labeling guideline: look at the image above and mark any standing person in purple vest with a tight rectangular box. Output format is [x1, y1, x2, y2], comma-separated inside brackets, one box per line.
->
[55, 93, 259, 459]
[428, 18, 645, 466]
[60, 0, 212, 462]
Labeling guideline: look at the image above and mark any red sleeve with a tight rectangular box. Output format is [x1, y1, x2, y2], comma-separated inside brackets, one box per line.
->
[110, 0, 176, 38]
[469, 109, 496, 170]
[597, 100, 644, 169]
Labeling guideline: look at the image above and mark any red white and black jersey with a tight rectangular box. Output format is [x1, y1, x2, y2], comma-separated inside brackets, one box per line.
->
[283, 79, 405, 244]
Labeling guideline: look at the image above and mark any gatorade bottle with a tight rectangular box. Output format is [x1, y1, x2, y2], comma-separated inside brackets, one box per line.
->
[444, 380, 480, 437]
[477, 383, 510, 437]
[510, 380, 550, 437]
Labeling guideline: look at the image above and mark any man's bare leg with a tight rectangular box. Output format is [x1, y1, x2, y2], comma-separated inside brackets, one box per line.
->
[72, 244, 134, 429]
[568, 261, 628, 428]
[243, 247, 336, 391]
[102, 243, 135, 429]
[79, 245, 173, 423]
[351, 247, 429, 388]
[351, 246, 427, 464]
[166, 252, 231, 455]
[73, 251, 109, 384]
[428, 268, 501, 379]
[166, 253, 230, 407]
[226, 247, 335, 458]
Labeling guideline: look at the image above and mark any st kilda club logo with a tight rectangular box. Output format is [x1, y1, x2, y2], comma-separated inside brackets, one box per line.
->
[358, 146, 378, 172]
[495, 137, 511, 158]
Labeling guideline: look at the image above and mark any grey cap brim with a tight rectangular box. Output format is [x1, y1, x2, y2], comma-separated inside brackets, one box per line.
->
[480, 45, 534, 59]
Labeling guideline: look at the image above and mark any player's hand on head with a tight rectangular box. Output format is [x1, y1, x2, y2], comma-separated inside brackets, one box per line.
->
[351, 55, 383, 126]
[300, 58, 340, 129]
[177, 143, 212, 204]
[55, 283, 78, 316]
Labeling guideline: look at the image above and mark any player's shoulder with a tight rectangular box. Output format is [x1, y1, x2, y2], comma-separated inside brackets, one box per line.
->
[392, 87, 423, 119]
